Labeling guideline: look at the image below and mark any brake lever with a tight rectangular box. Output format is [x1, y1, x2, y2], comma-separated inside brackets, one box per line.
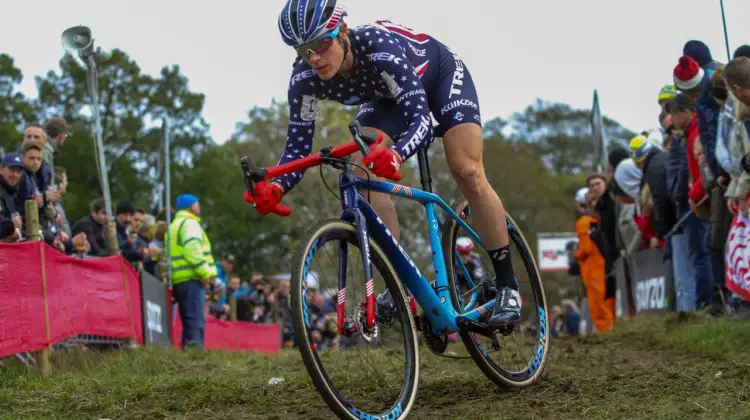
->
[240, 156, 268, 193]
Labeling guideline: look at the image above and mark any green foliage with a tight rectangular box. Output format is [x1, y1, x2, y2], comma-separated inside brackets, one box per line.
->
[508, 99, 635, 175]
[0, 53, 38, 156]
[31, 49, 213, 222]
[0, 49, 635, 280]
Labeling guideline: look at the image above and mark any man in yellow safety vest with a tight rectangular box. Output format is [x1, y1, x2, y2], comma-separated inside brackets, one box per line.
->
[169, 193, 217, 349]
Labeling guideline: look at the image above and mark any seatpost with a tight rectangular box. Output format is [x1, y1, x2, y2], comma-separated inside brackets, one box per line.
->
[417, 144, 433, 193]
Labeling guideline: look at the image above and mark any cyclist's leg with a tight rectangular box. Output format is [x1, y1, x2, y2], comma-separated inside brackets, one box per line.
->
[432, 48, 520, 326]
[353, 101, 410, 242]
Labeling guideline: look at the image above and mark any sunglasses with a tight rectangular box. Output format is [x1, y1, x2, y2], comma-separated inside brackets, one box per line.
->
[295, 24, 341, 58]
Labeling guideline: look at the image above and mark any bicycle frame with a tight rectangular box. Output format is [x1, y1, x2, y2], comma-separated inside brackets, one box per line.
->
[338, 169, 496, 336]
[240, 135, 499, 338]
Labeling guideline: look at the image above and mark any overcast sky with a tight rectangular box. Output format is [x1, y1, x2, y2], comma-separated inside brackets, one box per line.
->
[2, 0, 748, 144]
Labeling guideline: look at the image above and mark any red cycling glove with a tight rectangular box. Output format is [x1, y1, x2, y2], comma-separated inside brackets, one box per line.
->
[243, 181, 290, 216]
[363, 147, 403, 181]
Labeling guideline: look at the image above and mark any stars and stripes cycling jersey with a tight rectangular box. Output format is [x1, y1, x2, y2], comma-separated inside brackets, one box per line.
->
[276, 20, 481, 191]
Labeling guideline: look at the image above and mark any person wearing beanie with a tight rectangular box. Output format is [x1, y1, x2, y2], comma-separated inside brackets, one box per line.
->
[674, 54, 725, 186]
[612, 158, 664, 251]
[658, 85, 679, 109]
[674, 56, 706, 93]
[734, 45, 750, 60]
[0, 153, 24, 241]
[683, 40, 720, 71]
[168, 193, 217, 350]
[629, 135, 654, 164]
[613, 158, 642, 202]
[630, 133, 677, 241]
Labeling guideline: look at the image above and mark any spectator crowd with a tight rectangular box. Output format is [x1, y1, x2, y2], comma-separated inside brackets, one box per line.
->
[0, 120, 307, 348]
[563, 41, 750, 336]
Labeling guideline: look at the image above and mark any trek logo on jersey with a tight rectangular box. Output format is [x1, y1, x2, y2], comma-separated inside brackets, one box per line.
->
[396, 89, 426, 105]
[440, 99, 478, 115]
[300, 95, 320, 121]
[448, 51, 465, 99]
[367, 52, 404, 66]
[407, 42, 427, 57]
[290, 69, 316, 87]
[401, 114, 432, 156]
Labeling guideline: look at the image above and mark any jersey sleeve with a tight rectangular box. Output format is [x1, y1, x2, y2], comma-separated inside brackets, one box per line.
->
[364, 34, 433, 161]
[274, 67, 321, 192]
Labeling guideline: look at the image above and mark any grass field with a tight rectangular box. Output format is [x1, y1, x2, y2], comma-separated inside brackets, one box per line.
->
[1, 316, 749, 419]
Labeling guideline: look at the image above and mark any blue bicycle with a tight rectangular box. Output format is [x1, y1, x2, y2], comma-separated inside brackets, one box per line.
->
[240, 121, 549, 420]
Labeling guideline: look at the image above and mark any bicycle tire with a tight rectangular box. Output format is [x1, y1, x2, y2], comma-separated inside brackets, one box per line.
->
[441, 198, 550, 388]
[290, 219, 419, 420]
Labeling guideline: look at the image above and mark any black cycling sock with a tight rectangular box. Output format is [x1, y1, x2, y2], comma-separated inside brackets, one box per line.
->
[489, 245, 517, 290]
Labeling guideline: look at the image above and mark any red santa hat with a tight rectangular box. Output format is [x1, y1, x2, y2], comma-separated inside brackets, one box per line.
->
[673, 55, 705, 91]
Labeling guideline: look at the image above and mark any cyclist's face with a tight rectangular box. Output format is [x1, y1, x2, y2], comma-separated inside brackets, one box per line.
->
[303, 28, 347, 80]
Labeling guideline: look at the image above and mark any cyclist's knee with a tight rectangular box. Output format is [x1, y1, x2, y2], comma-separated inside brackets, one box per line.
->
[452, 163, 486, 195]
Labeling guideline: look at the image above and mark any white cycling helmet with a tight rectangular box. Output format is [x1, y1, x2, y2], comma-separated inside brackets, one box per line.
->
[456, 237, 474, 253]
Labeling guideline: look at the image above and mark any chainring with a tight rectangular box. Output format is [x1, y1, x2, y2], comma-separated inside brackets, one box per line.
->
[419, 316, 448, 354]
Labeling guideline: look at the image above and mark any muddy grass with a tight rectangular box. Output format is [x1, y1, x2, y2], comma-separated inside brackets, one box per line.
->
[1, 316, 748, 419]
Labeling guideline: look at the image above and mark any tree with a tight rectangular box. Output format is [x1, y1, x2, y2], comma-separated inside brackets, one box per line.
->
[0, 54, 37, 156]
[35, 50, 212, 221]
[507, 99, 635, 175]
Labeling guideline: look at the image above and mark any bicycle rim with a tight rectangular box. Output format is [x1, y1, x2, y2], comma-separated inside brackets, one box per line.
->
[442, 198, 550, 388]
[291, 219, 419, 419]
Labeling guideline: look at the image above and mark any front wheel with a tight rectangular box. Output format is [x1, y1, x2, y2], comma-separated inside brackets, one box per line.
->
[442, 198, 550, 388]
[290, 219, 419, 420]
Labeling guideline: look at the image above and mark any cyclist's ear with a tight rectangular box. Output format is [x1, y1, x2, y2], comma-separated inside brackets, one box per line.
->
[340, 23, 348, 35]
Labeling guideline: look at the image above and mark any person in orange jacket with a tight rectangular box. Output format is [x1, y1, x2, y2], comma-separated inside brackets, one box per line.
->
[576, 189, 615, 333]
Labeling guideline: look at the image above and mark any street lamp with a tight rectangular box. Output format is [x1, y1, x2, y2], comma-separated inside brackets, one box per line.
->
[61, 26, 119, 254]
[720, 0, 731, 61]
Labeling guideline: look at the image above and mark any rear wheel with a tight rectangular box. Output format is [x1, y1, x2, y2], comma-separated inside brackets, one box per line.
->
[291, 219, 419, 419]
[442, 198, 550, 388]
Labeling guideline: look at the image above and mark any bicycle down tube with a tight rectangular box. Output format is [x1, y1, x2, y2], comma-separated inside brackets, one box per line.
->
[339, 171, 495, 336]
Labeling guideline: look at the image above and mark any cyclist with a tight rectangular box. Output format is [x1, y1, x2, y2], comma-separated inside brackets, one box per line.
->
[247, 0, 520, 327]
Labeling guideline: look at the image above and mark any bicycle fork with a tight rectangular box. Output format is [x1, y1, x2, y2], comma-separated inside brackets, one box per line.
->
[337, 209, 419, 336]
[337, 209, 376, 334]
